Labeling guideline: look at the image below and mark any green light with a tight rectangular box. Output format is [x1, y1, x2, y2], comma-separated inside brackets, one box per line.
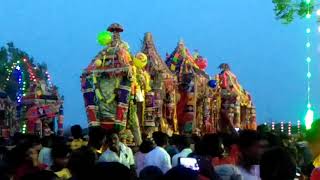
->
[306, 0, 311, 4]
[306, 28, 311, 33]
[306, 13, 311, 19]
[305, 109, 314, 130]
[306, 57, 311, 62]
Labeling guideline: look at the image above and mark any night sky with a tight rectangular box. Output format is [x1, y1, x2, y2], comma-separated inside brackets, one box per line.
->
[1, 0, 319, 128]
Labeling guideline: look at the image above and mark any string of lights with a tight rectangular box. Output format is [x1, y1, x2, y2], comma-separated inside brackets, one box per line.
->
[304, 0, 314, 130]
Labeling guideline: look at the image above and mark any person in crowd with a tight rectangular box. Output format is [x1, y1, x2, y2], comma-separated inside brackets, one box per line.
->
[21, 170, 58, 180]
[190, 134, 201, 152]
[164, 166, 199, 180]
[296, 140, 314, 179]
[11, 140, 45, 180]
[260, 147, 297, 180]
[87, 126, 106, 158]
[38, 136, 53, 168]
[93, 162, 132, 180]
[200, 134, 224, 160]
[166, 134, 180, 158]
[237, 130, 262, 180]
[27, 135, 42, 153]
[188, 133, 221, 180]
[139, 166, 163, 180]
[69, 125, 87, 151]
[98, 132, 135, 171]
[203, 133, 241, 180]
[212, 133, 239, 166]
[135, 139, 155, 176]
[206, 133, 242, 180]
[67, 146, 96, 180]
[0, 159, 11, 180]
[214, 164, 242, 180]
[144, 131, 172, 173]
[305, 120, 320, 180]
[172, 135, 193, 167]
[50, 142, 71, 180]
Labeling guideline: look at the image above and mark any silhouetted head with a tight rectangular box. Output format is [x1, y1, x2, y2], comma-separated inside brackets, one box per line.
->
[260, 147, 296, 180]
[71, 125, 83, 139]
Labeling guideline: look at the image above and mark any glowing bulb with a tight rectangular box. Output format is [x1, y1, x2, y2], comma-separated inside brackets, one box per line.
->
[306, 57, 311, 62]
[317, 9, 320, 16]
[306, 28, 311, 33]
[306, 13, 311, 19]
[306, 42, 311, 48]
[307, 103, 311, 109]
[305, 109, 314, 130]
[307, 72, 311, 78]
[306, 0, 311, 4]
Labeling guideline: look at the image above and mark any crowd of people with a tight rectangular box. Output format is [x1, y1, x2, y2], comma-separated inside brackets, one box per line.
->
[0, 120, 319, 180]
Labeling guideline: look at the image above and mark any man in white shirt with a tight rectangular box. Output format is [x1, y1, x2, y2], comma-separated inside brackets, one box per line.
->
[144, 131, 172, 173]
[172, 135, 192, 167]
[99, 133, 134, 169]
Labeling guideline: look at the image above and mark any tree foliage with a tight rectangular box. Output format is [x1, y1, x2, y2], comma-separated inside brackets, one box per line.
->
[272, 0, 314, 24]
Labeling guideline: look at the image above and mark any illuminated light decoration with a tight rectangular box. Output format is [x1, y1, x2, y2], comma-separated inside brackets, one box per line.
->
[306, 0, 311, 4]
[305, 109, 314, 129]
[271, 121, 275, 130]
[306, 42, 311, 48]
[306, 57, 311, 62]
[306, 28, 311, 33]
[317, 9, 320, 16]
[22, 123, 27, 134]
[288, 121, 292, 135]
[45, 71, 54, 87]
[306, 13, 311, 19]
[307, 72, 311, 78]
[281, 121, 284, 132]
[14, 63, 23, 106]
[304, 6, 314, 131]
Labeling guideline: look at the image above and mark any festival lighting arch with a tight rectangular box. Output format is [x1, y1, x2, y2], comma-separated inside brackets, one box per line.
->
[1, 57, 63, 135]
